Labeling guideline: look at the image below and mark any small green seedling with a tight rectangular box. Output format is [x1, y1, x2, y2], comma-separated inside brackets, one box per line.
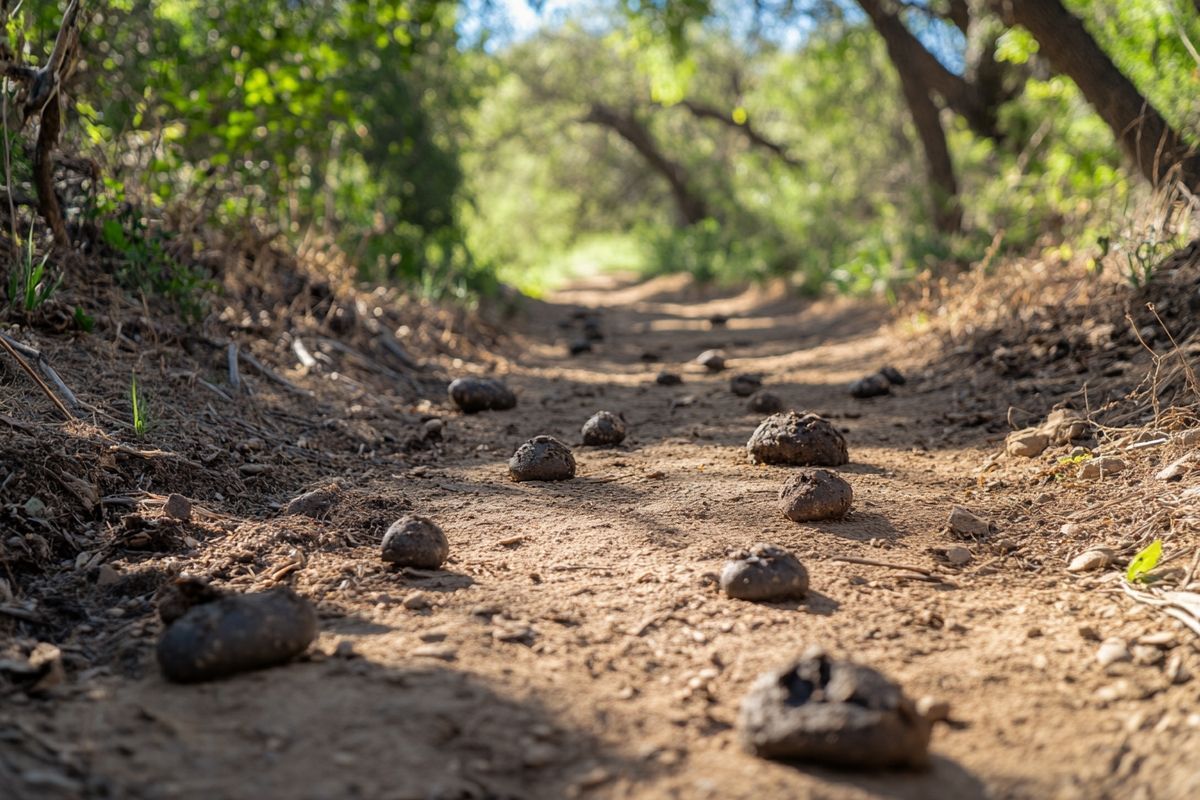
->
[1126, 539, 1162, 583]
[73, 307, 94, 332]
[130, 374, 148, 437]
[8, 226, 60, 312]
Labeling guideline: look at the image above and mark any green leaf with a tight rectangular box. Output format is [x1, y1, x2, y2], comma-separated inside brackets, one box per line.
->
[73, 307, 95, 333]
[1126, 539, 1163, 583]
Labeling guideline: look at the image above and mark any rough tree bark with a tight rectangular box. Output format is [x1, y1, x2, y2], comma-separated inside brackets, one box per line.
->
[859, 0, 963, 232]
[858, 0, 1002, 141]
[993, 0, 1200, 190]
[583, 103, 711, 226]
[2, 0, 84, 247]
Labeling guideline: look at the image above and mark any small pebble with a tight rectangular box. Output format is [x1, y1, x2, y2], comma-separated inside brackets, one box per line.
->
[404, 592, 432, 610]
[947, 506, 992, 538]
[730, 373, 762, 397]
[945, 546, 972, 566]
[1096, 638, 1131, 668]
[163, 494, 193, 521]
[655, 371, 683, 386]
[283, 484, 341, 518]
[1079, 456, 1127, 481]
[423, 418, 444, 441]
[1006, 428, 1049, 458]
[1067, 549, 1113, 573]
[746, 391, 783, 414]
[695, 350, 726, 372]
[849, 373, 890, 399]
[916, 695, 951, 723]
[411, 644, 456, 661]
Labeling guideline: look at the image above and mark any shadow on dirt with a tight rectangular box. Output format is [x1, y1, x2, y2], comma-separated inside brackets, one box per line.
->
[792, 754, 989, 799]
[16, 659, 646, 800]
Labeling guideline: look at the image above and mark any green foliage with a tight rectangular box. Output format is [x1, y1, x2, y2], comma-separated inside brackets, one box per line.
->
[21, 0, 1200, 303]
[1126, 539, 1163, 583]
[74, 1, 485, 294]
[98, 201, 214, 323]
[7, 229, 60, 313]
[130, 374, 148, 438]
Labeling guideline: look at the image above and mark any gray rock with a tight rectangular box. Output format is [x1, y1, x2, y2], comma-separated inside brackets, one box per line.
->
[283, 484, 340, 518]
[655, 371, 683, 386]
[944, 546, 973, 566]
[381, 514, 450, 569]
[157, 587, 317, 683]
[696, 350, 727, 372]
[581, 411, 626, 446]
[730, 373, 763, 397]
[778, 469, 852, 522]
[164, 493, 193, 521]
[747, 411, 848, 466]
[1042, 408, 1088, 444]
[509, 435, 576, 482]
[747, 391, 783, 414]
[1006, 428, 1049, 458]
[739, 648, 932, 769]
[850, 373, 891, 399]
[947, 506, 992, 538]
[1079, 456, 1127, 480]
[720, 544, 809, 602]
[447, 377, 517, 414]
[1067, 548, 1113, 573]
[423, 418, 444, 441]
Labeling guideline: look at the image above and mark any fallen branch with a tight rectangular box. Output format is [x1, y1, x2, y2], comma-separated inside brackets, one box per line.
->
[363, 316, 421, 370]
[226, 342, 241, 393]
[291, 337, 317, 369]
[1121, 583, 1200, 638]
[240, 350, 314, 397]
[109, 444, 204, 470]
[0, 331, 81, 412]
[0, 604, 45, 624]
[831, 555, 936, 577]
[0, 332, 74, 420]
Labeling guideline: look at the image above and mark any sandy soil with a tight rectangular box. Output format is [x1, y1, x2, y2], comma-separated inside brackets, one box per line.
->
[4, 273, 1198, 800]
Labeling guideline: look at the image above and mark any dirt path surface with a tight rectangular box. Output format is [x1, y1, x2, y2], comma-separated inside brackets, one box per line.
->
[6, 274, 1199, 800]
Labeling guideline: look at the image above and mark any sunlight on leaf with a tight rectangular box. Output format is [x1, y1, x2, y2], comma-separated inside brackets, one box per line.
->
[1126, 539, 1163, 583]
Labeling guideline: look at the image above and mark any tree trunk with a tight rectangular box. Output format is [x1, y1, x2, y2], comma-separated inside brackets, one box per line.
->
[994, 0, 1200, 190]
[859, 0, 963, 233]
[584, 103, 710, 226]
[32, 96, 68, 247]
[858, 0, 1001, 141]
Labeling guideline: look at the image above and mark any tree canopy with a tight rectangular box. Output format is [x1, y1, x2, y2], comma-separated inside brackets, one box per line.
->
[7, 0, 1200, 298]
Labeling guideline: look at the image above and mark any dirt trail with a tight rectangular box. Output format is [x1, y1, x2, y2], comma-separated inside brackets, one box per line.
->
[7, 273, 1198, 800]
